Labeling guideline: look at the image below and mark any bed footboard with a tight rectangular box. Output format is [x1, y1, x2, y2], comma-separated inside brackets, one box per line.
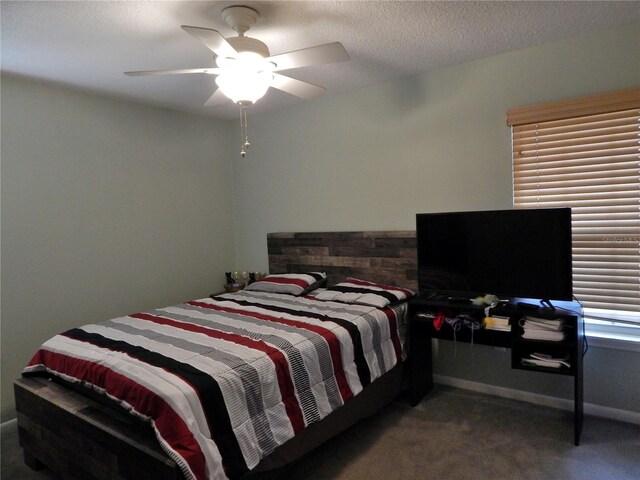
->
[14, 376, 184, 480]
[15, 364, 405, 480]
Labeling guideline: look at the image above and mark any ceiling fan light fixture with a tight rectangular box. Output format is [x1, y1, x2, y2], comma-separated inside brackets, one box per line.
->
[215, 69, 273, 105]
[215, 51, 274, 104]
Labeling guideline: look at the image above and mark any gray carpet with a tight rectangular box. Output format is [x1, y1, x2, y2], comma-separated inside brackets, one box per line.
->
[2, 385, 639, 480]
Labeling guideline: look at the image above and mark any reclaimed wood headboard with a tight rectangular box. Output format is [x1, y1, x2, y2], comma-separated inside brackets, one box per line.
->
[267, 231, 417, 291]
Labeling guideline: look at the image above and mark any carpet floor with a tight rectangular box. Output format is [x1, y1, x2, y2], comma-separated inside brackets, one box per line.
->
[2, 385, 639, 480]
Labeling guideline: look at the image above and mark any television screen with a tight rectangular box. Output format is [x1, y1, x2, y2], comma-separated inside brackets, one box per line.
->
[416, 208, 573, 301]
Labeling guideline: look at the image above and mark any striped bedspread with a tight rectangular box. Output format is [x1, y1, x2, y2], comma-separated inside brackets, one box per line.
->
[24, 290, 407, 480]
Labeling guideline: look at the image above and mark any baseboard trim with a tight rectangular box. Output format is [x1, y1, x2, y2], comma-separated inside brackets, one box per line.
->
[434, 375, 640, 426]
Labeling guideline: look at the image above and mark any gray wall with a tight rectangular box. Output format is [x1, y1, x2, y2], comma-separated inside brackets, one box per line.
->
[1, 76, 236, 421]
[231, 24, 640, 414]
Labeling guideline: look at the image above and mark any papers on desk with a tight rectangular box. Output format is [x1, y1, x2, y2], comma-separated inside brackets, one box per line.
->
[521, 353, 571, 369]
[520, 316, 565, 341]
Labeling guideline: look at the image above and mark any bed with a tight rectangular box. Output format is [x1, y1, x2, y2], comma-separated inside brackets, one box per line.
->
[14, 231, 417, 480]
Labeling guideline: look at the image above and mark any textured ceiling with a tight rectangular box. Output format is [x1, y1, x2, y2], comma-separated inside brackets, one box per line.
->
[2, 1, 639, 119]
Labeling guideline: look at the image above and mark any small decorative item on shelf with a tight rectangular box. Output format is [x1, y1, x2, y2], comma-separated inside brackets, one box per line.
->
[223, 271, 267, 292]
[224, 272, 245, 293]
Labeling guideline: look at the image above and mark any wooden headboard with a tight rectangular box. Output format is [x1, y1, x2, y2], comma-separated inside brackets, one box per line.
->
[267, 231, 417, 291]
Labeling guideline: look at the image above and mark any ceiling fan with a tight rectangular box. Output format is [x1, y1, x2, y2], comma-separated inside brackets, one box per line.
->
[126, 5, 349, 156]
[125, 5, 349, 117]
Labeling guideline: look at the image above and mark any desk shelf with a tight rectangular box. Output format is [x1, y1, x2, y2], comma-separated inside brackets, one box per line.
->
[408, 296, 584, 445]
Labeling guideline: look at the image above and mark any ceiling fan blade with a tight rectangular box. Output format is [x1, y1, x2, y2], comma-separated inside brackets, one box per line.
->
[204, 88, 229, 107]
[181, 25, 237, 59]
[269, 42, 349, 72]
[271, 73, 326, 100]
[125, 67, 221, 77]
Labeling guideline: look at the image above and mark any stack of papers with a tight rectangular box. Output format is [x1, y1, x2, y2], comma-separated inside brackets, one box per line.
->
[484, 315, 511, 332]
[520, 316, 565, 341]
[521, 352, 571, 369]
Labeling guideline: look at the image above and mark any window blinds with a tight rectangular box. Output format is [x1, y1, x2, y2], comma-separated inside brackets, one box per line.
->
[507, 87, 640, 316]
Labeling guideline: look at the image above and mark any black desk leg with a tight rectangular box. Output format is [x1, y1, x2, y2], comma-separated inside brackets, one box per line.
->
[409, 320, 433, 406]
[574, 360, 584, 446]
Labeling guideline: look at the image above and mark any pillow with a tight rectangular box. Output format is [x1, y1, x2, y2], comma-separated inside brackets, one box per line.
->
[314, 278, 415, 308]
[244, 272, 327, 296]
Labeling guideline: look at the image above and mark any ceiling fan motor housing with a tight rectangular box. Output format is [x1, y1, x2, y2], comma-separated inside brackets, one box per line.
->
[221, 6, 270, 58]
[222, 6, 259, 36]
[226, 36, 271, 58]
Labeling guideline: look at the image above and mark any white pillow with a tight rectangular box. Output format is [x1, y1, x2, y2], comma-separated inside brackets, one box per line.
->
[244, 272, 327, 296]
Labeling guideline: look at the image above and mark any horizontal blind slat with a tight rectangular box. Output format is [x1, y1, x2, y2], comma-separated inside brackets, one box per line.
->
[514, 192, 639, 203]
[513, 112, 638, 135]
[516, 169, 640, 179]
[515, 182, 640, 194]
[514, 200, 637, 209]
[513, 124, 638, 143]
[514, 147, 638, 163]
[513, 154, 638, 169]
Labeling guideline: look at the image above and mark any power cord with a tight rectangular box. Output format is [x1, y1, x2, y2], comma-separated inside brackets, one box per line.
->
[572, 296, 588, 358]
[444, 313, 481, 355]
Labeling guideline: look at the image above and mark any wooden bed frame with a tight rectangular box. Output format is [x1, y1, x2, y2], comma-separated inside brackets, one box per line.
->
[15, 231, 417, 480]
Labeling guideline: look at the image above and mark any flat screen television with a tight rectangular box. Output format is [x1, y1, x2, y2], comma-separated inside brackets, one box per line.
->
[416, 208, 573, 301]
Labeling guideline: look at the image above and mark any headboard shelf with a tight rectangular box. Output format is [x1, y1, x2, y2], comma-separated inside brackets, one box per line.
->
[267, 231, 417, 291]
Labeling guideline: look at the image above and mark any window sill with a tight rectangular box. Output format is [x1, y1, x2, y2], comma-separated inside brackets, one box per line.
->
[585, 318, 640, 352]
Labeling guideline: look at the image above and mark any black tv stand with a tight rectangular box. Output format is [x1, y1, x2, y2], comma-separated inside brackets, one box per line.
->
[422, 291, 449, 300]
[447, 297, 472, 305]
[516, 301, 539, 310]
[408, 296, 584, 445]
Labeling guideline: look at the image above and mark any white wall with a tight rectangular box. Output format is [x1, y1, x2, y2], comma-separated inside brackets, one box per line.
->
[1, 75, 236, 421]
[231, 23, 640, 414]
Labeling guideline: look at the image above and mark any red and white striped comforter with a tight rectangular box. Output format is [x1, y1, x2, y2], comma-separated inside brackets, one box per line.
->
[24, 290, 407, 480]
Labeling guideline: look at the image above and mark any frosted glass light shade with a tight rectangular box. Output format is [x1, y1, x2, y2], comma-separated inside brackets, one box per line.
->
[216, 70, 272, 104]
[215, 52, 274, 105]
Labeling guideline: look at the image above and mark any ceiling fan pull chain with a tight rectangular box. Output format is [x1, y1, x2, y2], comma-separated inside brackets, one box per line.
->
[242, 106, 251, 150]
[239, 104, 250, 157]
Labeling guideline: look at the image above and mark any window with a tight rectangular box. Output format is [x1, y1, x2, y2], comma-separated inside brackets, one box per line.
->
[507, 87, 640, 339]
